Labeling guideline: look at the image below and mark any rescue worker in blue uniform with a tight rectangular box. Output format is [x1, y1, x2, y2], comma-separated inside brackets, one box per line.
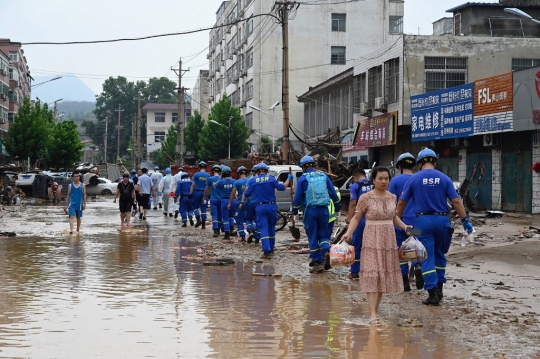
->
[243, 163, 293, 258]
[347, 168, 372, 280]
[293, 156, 340, 273]
[174, 172, 193, 227]
[129, 169, 137, 182]
[228, 166, 249, 241]
[204, 164, 223, 237]
[389, 152, 417, 291]
[398, 148, 473, 305]
[243, 164, 261, 244]
[190, 161, 210, 229]
[216, 166, 236, 240]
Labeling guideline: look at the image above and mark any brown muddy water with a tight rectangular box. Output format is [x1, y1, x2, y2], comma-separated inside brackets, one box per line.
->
[0, 202, 470, 358]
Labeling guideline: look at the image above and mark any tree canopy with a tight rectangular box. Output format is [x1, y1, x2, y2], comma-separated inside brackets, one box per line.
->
[44, 120, 85, 169]
[185, 110, 204, 162]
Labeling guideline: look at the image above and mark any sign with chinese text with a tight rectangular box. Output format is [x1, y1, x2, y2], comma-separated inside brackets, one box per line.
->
[473, 72, 513, 135]
[353, 112, 397, 150]
[341, 134, 354, 152]
[410, 83, 474, 142]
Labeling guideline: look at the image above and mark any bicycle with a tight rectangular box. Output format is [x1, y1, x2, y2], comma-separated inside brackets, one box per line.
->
[275, 208, 296, 232]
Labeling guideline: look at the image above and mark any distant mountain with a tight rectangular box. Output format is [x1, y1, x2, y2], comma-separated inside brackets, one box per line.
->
[57, 101, 96, 124]
[31, 74, 96, 103]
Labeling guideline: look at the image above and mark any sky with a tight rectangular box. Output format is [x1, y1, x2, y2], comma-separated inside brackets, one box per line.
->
[1, 0, 500, 99]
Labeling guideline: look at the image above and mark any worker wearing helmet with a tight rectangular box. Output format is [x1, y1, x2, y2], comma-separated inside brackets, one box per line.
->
[129, 169, 137, 182]
[159, 167, 174, 217]
[398, 148, 473, 306]
[204, 165, 223, 237]
[293, 155, 340, 273]
[389, 152, 416, 291]
[242, 164, 261, 244]
[216, 166, 236, 239]
[151, 166, 163, 210]
[228, 166, 249, 241]
[243, 163, 293, 258]
[174, 172, 193, 227]
[189, 161, 210, 229]
[171, 167, 186, 218]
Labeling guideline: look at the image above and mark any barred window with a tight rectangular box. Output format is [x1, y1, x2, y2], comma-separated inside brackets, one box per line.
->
[512, 58, 540, 71]
[246, 18, 254, 35]
[353, 73, 366, 113]
[384, 58, 399, 104]
[154, 131, 166, 142]
[154, 112, 165, 123]
[424, 57, 467, 93]
[245, 80, 253, 100]
[367, 66, 382, 109]
[245, 112, 253, 129]
[246, 47, 254, 68]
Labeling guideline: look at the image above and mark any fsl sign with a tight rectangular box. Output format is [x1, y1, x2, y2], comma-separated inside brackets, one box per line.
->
[353, 112, 397, 150]
[474, 72, 513, 135]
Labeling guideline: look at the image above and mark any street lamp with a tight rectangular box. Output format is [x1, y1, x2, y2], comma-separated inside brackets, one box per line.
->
[249, 101, 280, 153]
[209, 116, 233, 159]
[31, 76, 62, 89]
[504, 8, 540, 24]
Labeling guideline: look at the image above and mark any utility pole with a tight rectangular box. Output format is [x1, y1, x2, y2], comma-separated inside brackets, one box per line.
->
[136, 94, 142, 167]
[172, 59, 189, 165]
[115, 104, 124, 164]
[104, 117, 108, 163]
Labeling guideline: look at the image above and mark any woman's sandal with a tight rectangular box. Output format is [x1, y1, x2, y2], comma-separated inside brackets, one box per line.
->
[368, 318, 382, 326]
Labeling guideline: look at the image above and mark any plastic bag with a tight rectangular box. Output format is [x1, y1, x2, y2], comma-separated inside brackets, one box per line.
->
[399, 236, 428, 262]
[461, 231, 475, 247]
[330, 240, 355, 267]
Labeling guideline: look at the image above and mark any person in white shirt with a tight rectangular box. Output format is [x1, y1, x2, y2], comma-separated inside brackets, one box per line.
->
[151, 166, 163, 210]
[171, 167, 185, 218]
[159, 167, 174, 217]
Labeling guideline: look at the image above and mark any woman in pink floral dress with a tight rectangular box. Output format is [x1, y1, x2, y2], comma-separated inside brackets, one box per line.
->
[343, 167, 410, 326]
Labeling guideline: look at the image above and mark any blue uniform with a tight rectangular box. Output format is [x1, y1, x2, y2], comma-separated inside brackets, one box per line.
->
[216, 177, 236, 232]
[175, 179, 193, 224]
[206, 175, 222, 230]
[192, 171, 210, 222]
[292, 168, 340, 264]
[233, 177, 249, 237]
[349, 179, 372, 275]
[244, 175, 259, 240]
[244, 174, 286, 254]
[400, 169, 459, 290]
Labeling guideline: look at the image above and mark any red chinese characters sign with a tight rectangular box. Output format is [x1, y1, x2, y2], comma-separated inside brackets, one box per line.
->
[353, 112, 397, 150]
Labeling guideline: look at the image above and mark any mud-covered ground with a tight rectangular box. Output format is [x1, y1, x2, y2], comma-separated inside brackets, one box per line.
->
[2, 199, 540, 358]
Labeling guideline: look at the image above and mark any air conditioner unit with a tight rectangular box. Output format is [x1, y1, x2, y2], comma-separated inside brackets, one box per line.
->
[209, 95, 214, 101]
[221, 60, 225, 66]
[232, 50, 238, 55]
[0, 93, 6, 100]
[228, 55, 233, 60]
[206, 53, 211, 59]
[241, 101, 247, 108]
[242, 38, 248, 46]
[241, 71, 247, 77]
[0, 69, 5, 76]
[226, 26, 231, 34]
[483, 133, 497, 147]
[207, 78, 211, 83]
[374, 97, 386, 110]
[358, 102, 367, 114]
[238, 9, 244, 18]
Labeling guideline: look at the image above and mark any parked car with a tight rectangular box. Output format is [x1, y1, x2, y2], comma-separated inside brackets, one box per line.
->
[85, 178, 117, 196]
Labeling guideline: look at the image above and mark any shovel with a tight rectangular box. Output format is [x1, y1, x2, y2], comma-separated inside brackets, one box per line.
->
[288, 167, 301, 240]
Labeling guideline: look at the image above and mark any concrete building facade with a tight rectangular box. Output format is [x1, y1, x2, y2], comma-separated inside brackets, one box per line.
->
[192, 70, 210, 121]
[207, 0, 404, 151]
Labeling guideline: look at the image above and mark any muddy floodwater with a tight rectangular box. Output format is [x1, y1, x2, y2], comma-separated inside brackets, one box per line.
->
[0, 201, 538, 358]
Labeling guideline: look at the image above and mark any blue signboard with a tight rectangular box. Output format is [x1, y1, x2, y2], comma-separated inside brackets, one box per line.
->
[411, 83, 474, 142]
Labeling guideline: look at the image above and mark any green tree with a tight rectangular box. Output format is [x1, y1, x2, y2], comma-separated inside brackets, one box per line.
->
[185, 110, 204, 160]
[153, 125, 177, 168]
[142, 77, 177, 104]
[199, 95, 249, 160]
[259, 135, 272, 155]
[4, 98, 54, 161]
[44, 120, 85, 170]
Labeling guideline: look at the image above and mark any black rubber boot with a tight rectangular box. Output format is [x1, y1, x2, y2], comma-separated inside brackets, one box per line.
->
[189, 218, 194, 226]
[159, 203, 162, 208]
[201, 221, 206, 229]
[212, 229, 219, 238]
[422, 289, 440, 306]
[174, 210, 179, 219]
[436, 282, 444, 300]
[181, 223, 187, 228]
[247, 233, 254, 243]
[163, 212, 167, 216]
[195, 217, 202, 228]
[415, 264, 424, 290]
[323, 251, 332, 271]
[254, 238, 260, 245]
[403, 275, 411, 292]
[224, 231, 231, 240]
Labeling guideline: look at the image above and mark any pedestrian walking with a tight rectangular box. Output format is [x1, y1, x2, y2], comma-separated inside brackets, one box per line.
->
[389, 152, 417, 291]
[342, 167, 410, 326]
[159, 167, 174, 217]
[65, 171, 87, 234]
[292, 156, 340, 273]
[151, 166, 163, 210]
[228, 166, 249, 241]
[114, 173, 136, 227]
[172, 167, 185, 218]
[204, 165, 222, 237]
[174, 173, 193, 227]
[137, 167, 154, 220]
[397, 148, 473, 306]
[243, 163, 292, 259]
[242, 164, 261, 244]
[216, 166, 236, 240]
[189, 161, 210, 229]
[347, 169, 372, 280]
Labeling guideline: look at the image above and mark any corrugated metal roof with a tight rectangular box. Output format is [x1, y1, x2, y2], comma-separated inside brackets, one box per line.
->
[142, 103, 192, 112]
[446, 2, 540, 12]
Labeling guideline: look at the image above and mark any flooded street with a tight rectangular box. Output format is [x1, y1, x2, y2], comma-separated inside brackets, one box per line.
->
[0, 201, 538, 358]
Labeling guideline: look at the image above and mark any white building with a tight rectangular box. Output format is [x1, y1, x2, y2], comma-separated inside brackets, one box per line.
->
[142, 103, 191, 161]
[207, 0, 404, 151]
[192, 70, 210, 121]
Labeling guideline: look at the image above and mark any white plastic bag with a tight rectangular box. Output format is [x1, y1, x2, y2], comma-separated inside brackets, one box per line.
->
[330, 240, 355, 267]
[399, 236, 428, 262]
[461, 231, 475, 247]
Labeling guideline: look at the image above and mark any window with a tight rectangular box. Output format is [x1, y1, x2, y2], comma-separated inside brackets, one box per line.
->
[384, 58, 399, 104]
[154, 112, 165, 122]
[353, 73, 366, 113]
[9, 68, 19, 83]
[245, 112, 253, 129]
[154, 131, 166, 142]
[8, 90, 18, 104]
[185, 110, 191, 124]
[368, 66, 382, 109]
[9, 52, 18, 62]
[512, 58, 540, 71]
[332, 14, 346, 32]
[424, 57, 467, 93]
[245, 0, 253, 6]
[245, 80, 253, 100]
[246, 18, 254, 36]
[0, 106, 7, 122]
[454, 13, 461, 36]
[172, 112, 178, 123]
[231, 90, 240, 106]
[1, 82, 8, 97]
[331, 46, 346, 65]
[389, 16, 403, 34]
[246, 47, 254, 68]
[8, 112, 15, 123]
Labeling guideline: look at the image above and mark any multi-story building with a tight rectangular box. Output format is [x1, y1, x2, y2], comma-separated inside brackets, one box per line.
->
[192, 70, 210, 121]
[207, 0, 403, 151]
[142, 103, 192, 161]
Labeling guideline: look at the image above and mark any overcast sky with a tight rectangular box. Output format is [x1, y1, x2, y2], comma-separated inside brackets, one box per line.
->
[1, 0, 499, 98]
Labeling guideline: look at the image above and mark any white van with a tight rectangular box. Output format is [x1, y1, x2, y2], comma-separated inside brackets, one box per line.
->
[266, 165, 303, 211]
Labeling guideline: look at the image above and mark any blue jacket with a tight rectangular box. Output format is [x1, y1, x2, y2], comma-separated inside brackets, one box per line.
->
[175, 179, 193, 197]
[193, 171, 210, 191]
[244, 174, 285, 202]
[206, 175, 221, 201]
[216, 177, 235, 199]
[292, 168, 339, 211]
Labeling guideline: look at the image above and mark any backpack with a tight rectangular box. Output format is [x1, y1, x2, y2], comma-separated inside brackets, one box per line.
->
[303, 172, 330, 207]
[355, 179, 372, 199]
